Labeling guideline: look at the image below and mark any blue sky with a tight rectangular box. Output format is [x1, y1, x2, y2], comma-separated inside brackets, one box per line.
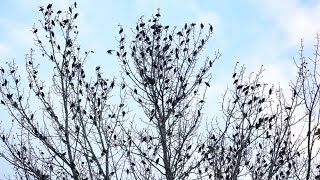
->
[0, 0, 320, 177]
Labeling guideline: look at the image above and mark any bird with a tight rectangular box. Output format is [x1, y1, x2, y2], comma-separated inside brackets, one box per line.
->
[315, 128, 320, 137]
[110, 80, 115, 89]
[285, 106, 292, 110]
[47, 4, 52, 9]
[107, 50, 114, 54]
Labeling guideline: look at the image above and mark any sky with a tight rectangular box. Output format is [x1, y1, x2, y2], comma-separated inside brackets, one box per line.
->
[0, 0, 320, 178]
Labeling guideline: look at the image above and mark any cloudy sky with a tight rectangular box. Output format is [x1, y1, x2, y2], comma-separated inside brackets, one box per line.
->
[0, 0, 320, 177]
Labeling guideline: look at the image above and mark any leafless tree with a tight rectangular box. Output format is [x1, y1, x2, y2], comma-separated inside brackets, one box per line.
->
[206, 64, 302, 180]
[205, 37, 320, 180]
[288, 35, 320, 180]
[113, 10, 221, 180]
[0, 3, 127, 180]
[2, 2, 320, 180]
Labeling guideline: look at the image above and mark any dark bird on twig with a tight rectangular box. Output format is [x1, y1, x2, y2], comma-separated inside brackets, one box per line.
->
[107, 50, 114, 54]
[233, 79, 238, 84]
[110, 80, 115, 89]
[47, 4, 52, 9]
[6, 94, 12, 99]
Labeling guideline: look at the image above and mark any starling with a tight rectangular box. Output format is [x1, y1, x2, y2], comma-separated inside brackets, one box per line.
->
[107, 50, 114, 54]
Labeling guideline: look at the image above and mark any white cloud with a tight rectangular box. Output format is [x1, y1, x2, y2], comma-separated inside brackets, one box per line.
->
[190, 2, 219, 28]
[0, 44, 10, 57]
[19, 0, 69, 10]
[248, 0, 320, 46]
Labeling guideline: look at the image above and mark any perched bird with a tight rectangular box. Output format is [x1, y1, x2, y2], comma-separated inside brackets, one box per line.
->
[232, 73, 237, 78]
[47, 4, 52, 9]
[315, 128, 320, 137]
[200, 23, 204, 29]
[107, 50, 114, 54]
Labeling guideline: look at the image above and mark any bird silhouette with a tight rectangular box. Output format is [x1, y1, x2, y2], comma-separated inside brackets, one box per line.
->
[107, 49, 114, 54]
[315, 128, 320, 136]
[47, 4, 52, 9]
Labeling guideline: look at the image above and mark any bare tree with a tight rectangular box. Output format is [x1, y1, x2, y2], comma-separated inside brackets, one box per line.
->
[0, 3, 127, 180]
[2, 2, 320, 180]
[113, 10, 221, 180]
[207, 64, 303, 180]
[205, 37, 320, 180]
[288, 36, 320, 180]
